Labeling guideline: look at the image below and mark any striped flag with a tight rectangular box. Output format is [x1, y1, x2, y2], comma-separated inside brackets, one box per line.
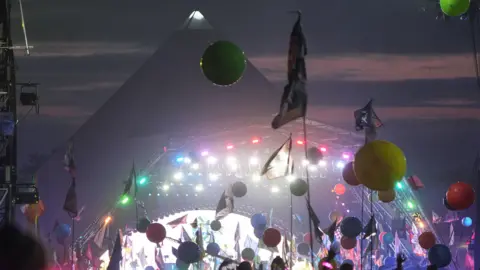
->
[260, 136, 293, 180]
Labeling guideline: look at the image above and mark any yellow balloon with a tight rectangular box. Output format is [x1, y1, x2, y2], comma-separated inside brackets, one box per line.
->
[354, 140, 407, 191]
[378, 189, 396, 203]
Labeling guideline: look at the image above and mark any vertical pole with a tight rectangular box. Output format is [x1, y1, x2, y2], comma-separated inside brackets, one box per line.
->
[71, 218, 75, 270]
[360, 187, 364, 270]
[290, 191, 293, 268]
[475, 163, 480, 270]
[370, 190, 374, 270]
[302, 117, 315, 268]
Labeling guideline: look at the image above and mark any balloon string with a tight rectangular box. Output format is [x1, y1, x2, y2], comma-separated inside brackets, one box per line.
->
[360, 186, 364, 270]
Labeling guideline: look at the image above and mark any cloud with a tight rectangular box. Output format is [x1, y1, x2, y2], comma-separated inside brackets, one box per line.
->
[17, 42, 155, 58]
[307, 105, 480, 125]
[50, 81, 123, 92]
[249, 54, 474, 82]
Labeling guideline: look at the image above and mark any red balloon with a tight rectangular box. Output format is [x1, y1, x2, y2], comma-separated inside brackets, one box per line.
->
[418, 231, 436, 250]
[340, 236, 356, 250]
[303, 232, 312, 243]
[342, 162, 360, 186]
[262, 228, 281, 247]
[446, 182, 475, 210]
[334, 184, 346, 195]
[379, 232, 387, 243]
[146, 223, 166, 244]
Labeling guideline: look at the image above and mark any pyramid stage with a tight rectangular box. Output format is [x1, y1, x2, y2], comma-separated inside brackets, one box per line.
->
[35, 10, 362, 231]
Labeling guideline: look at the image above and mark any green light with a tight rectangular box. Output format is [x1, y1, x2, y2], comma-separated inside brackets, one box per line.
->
[138, 177, 148, 185]
[119, 195, 131, 205]
[407, 201, 415, 209]
[396, 182, 403, 189]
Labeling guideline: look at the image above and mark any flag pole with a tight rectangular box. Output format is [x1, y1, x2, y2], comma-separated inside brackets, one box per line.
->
[289, 188, 293, 268]
[369, 190, 374, 270]
[302, 117, 315, 268]
[71, 215, 75, 270]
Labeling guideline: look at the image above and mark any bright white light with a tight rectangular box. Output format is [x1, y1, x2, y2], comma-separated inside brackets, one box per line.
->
[207, 156, 217, 165]
[342, 153, 351, 160]
[162, 184, 170, 191]
[195, 184, 204, 192]
[318, 160, 327, 167]
[229, 163, 238, 171]
[308, 165, 317, 171]
[173, 172, 184, 180]
[201, 151, 209, 157]
[226, 156, 236, 164]
[208, 173, 219, 181]
[302, 159, 310, 166]
[184, 157, 192, 164]
[271, 186, 279, 193]
[336, 161, 345, 169]
[191, 163, 200, 170]
[286, 175, 296, 182]
[252, 174, 261, 181]
[249, 156, 259, 165]
[192, 11, 204, 20]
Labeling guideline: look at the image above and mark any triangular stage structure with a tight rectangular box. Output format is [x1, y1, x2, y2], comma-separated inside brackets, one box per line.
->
[37, 9, 279, 230]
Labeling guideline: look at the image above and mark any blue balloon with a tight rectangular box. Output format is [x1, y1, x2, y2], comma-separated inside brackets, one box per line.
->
[340, 217, 363, 238]
[55, 223, 71, 240]
[342, 259, 354, 266]
[383, 256, 396, 267]
[462, 217, 473, 227]
[206, 242, 220, 256]
[178, 241, 201, 264]
[297, 243, 310, 256]
[251, 213, 267, 230]
[383, 232, 394, 244]
[428, 244, 451, 268]
[254, 228, 264, 239]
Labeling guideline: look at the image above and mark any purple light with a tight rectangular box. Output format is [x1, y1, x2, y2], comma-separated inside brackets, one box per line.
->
[200, 150, 209, 157]
[342, 153, 350, 159]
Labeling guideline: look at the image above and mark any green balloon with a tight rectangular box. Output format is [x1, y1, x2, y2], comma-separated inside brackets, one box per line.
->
[200, 40, 246, 86]
[440, 0, 470, 17]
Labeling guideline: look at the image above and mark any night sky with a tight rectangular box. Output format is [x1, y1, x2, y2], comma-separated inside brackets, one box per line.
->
[10, 0, 480, 225]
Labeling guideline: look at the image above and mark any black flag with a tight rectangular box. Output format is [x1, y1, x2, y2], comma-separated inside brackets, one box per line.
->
[272, 12, 308, 129]
[354, 99, 383, 143]
[63, 179, 78, 218]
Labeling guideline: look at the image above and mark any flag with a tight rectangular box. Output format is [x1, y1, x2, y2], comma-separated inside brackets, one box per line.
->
[215, 184, 234, 220]
[283, 232, 290, 267]
[354, 99, 383, 143]
[93, 222, 108, 249]
[271, 12, 308, 130]
[155, 245, 165, 270]
[63, 179, 78, 217]
[394, 231, 401, 254]
[406, 175, 424, 190]
[322, 219, 338, 243]
[167, 214, 188, 228]
[243, 235, 258, 252]
[260, 137, 293, 179]
[306, 199, 323, 243]
[234, 222, 241, 260]
[444, 211, 459, 223]
[196, 226, 205, 256]
[123, 163, 136, 195]
[191, 218, 198, 229]
[432, 211, 442, 224]
[107, 231, 123, 270]
[363, 215, 377, 239]
[181, 227, 192, 242]
[449, 223, 455, 246]
[64, 139, 76, 179]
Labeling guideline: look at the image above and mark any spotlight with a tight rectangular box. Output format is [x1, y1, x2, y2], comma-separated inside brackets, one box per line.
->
[286, 175, 296, 182]
[201, 150, 209, 157]
[195, 184, 204, 192]
[208, 173, 219, 181]
[173, 172, 184, 180]
[207, 156, 217, 165]
[271, 186, 279, 193]
[335, 161, 345, 169]
[302, 159, 310, 166]
[318, 160, 327, 167]
[191, 163, 200, 170]
[162, 184, 170, 191]
[104, 216, 112, 224]
[296, 140, 304, 145]
[308, 165, 317, 171]
[251, 138, 260, 144]
[252, 174, 261, 181]
[226, 156, 237, 165]
[319, 147, 327, 152]
[249, 156, 259, 165]
[184, 157, 192, 164]
[226, 144, 234, 150]
[342, 153, 351, 160]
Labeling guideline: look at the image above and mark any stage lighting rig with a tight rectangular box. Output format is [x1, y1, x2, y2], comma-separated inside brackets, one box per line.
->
[18, 82, 40, 114]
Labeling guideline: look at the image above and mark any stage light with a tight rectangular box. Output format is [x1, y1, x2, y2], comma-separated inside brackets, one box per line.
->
[418, 221, 425, 229]
[184, 157, 192, 164]
[296, 140, 304, 145]
[335, 161, 345, 169]
[191, 163, 200, 170]
[162, 184, 170, 191]
[104, 215, 112, 224]
[286, 174, 296, 182]
[252, 138, 260, 144]
[308, 165, 317, 171]
[173, 172, 184, 180]
[249, 156, 259, 165]
[252, 174, 261, 181]
[176, 157, 184, 162]
[407, 201, 415, 209]
[271, 186, 279, 193]
[226, 156, 237, 164]
[302, 159, 310, 166]
[157, 193, 160, 196]
[138, 176, 148, 185]
[208, 173, 219, 181]
[226, 144, 234, 150]
[201, 150, 209, 157]
[148, 193, 152, 196]
[318, 160, 327, 167]
[396, 182, 403, 189]
[207, 156, 217, 165]
[229, 163, 238, 171]
[195, 184, 204, 192]
[319, 147, 327, 152]
[119, 195, 130, 205]
[342, 153, 351, 160]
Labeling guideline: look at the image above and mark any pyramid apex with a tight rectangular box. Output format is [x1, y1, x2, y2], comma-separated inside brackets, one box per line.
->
[181, 10, 212, 30]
